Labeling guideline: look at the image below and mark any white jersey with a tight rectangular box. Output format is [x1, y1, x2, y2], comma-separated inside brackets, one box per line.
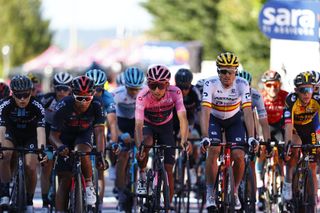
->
[251, 88, 267, 119]
[202, 76, 252, 120]
[111, 86, 137, 119]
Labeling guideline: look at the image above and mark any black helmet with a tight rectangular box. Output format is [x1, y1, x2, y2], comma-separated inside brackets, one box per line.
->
[261, 70, 281, 83]
[10, 75, 33, 92]
[294, 71, 316, 87]
[175, 68, 193, 85]
[72, 75, 95, 95]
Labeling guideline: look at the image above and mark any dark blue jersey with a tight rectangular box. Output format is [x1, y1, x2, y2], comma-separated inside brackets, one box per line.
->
[51, 96, 105, 133]
[0, 97, 45, 138]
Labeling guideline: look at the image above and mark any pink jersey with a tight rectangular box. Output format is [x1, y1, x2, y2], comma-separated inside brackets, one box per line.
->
[135, 85, 186, 125]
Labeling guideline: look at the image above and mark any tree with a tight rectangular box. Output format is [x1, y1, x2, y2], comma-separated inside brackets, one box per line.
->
[0, 0, 52, 70]
[142, 0, 269, 86]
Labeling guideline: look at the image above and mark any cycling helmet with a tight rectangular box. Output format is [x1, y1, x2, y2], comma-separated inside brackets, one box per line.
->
[124, 67, 145, 88]
[10, 75, 33, 92]
[72, 75, 95, 95]
[147, 65, 171, 83]
[85, 69, 107, 87]
[27, 72, 40, 84]
[116, 72, 125, 86]
[216, 52, 239, 67]
[53, 72, 73, 86]
[236, 70, 252, 85]
[261, 70, 281, 83]
[175, 68, 193, 85]
[294, 71, 316, 87]
[310, 70, 320, 85]
[0, 82, 10, 99]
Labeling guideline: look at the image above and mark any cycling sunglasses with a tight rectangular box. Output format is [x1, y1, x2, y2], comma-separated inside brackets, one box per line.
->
[217, 68, 237, 75]
[298, 87, 313, 94]
[148, 83, 166, 90]
[54, 85, 70, 92]
[177, 84, 191, 90]
[13, 92, 31, 99]
[73, 94, 93, 102]
[265, 82, 280, 88]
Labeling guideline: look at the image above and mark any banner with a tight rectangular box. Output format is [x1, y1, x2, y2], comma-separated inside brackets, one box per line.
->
[259, 1, 320, 41]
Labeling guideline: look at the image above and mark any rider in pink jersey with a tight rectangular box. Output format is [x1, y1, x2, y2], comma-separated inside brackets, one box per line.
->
[135, 65, 191, 204]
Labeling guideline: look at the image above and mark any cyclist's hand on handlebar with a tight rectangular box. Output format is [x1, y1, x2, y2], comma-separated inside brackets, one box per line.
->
[96, 153, 108, 170]
[200, 137, 211, 153]
[136, 143, 145, 161]
[38, 151, 48, 164]
[120, 132, 131, 144]
[183, 141, 192, 154]
[57, 144, 69, 157]
[248, 137, 259, 153]
[283, 142, 292, 161]
[111, 142, 121, 155]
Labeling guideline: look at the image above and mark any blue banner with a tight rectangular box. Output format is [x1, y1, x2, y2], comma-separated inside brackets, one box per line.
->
[259, 1, 320, 41]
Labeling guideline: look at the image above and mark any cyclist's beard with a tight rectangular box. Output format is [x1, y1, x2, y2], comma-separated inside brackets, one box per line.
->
[74, 101, 91, 113]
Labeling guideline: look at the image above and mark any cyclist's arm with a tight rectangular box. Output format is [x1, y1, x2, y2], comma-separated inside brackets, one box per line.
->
[284, 123, 293, 145]
[135, 119, 144, 148]
[243, 107, 255, 138]
[0, 126, 6, 144]
[107, 112, 118, 142]
[201, 106, 211, 137]
[49, 130, 63, 148]
[259, 117, 271, 141]
[94, 125, 105, 153]
[37, 127, 46, 149]
[177, 111, 188, 144]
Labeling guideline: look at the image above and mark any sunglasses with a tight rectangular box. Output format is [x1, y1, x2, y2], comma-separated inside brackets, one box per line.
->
[73, 94, 93, 102]
[265, 82, 280, 88]
[55, 85, 70, 92]
[298, 87, 313, 94]
[95, 87, 104, 92]
[177, 84, 191, 90]
[148, 83, 166, 90]
[218, 68, 237, 75]
[13, 92, 31, 99]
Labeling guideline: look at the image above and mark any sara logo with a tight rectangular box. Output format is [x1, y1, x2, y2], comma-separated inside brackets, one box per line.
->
[259, 1, 320, 41]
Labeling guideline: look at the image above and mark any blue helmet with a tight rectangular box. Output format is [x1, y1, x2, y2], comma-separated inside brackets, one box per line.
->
[237, 70, 252, 85]
[124, 67, 145, 88]
[85, 68, 107, 87]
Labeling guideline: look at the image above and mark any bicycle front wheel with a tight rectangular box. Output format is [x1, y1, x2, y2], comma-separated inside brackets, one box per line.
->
[70, 174, 85, 213]
[239, 165, 255, 212]
[223, 167, 235, 213]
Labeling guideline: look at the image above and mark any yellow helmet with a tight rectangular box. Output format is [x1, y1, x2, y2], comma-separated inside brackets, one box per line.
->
[216, 52, 239, 67]
[27, 72, 40, 84]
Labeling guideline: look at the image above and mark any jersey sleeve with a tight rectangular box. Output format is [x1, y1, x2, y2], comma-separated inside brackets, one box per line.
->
[252, 90, 267, 119]
[135, 91, 146, 121]
[32, 100, 46, 128]
[239, 79, 252, 109]
[93, 100, 106, 126]
[201, 79, 213, 108]
[0, 99, 10, 127]
[283, 93, 295, 124]
[102, 91, 116, 114]
[174, 87, 186, 113]
[51, 101, 67, 132]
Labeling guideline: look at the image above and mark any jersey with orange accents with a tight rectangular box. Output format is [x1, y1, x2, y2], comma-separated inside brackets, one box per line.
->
[202, 76, 252, 120]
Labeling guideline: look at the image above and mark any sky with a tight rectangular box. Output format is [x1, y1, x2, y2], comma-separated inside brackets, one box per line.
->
[41, 0, 153, 30]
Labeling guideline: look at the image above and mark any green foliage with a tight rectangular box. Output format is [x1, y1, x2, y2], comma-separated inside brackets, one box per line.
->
[142, 0, 270, 87]
[0, 0, 52, 67]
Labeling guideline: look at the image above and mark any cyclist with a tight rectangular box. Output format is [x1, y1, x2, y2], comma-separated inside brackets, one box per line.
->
[39, 71, 73, 211]
[0, 82, 10, 100]
[49, 75, 108, 212]
[282, 71, 319, 205]
[237, 70, 271, 210]
[111, 67, 145, 211]
[259, 69, 288, 206]
[27, 72, 42, 97]
[85, 67, 119, 211]
[116, 72, 126, 87]
[0, 75, 47, 212]
[200, 52, 258, 210]
[135, 64, 192, 204]
[311, 70, 320, 95]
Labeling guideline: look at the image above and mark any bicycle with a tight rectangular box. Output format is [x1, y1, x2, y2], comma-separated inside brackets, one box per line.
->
[138, 140, 182, 213]
[259, 140, 285, 213]
[173, 138, 194, 213]
[0, 144, 44, 212]
[238, 143, 256, 213]
[287, 143, 320, 213]
[203, 139, 235, 213]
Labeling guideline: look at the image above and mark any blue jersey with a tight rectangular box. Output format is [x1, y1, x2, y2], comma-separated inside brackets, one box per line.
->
[51, 96, 105, 133]
[100, 90, 116, 115]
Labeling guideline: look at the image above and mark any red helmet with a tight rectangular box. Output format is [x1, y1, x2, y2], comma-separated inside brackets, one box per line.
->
[147, 65, 171, 83]
[0, 82, 10, 99]
[72, 75, 95, 95]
